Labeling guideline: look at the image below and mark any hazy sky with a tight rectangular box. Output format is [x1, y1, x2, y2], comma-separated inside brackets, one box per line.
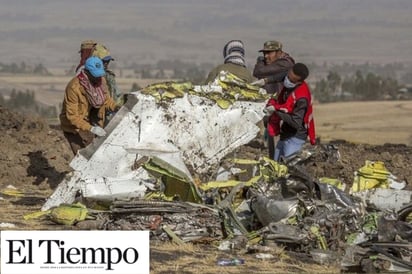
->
[1, 0, 411, 67]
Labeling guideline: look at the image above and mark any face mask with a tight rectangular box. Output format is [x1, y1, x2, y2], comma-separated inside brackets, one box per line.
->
[283, 75, 297, 89]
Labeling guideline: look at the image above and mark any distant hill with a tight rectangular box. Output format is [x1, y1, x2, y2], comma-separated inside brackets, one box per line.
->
[0, 0, 411, 68]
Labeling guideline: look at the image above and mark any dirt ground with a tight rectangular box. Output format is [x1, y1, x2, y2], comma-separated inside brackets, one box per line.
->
[1, 104, 412, 273]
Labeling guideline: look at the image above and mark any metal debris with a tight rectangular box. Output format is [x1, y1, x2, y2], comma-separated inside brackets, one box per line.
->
[37, 77, 412, 272]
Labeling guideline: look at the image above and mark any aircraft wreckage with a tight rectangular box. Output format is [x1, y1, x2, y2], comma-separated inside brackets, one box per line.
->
[36, 72, 412, 272]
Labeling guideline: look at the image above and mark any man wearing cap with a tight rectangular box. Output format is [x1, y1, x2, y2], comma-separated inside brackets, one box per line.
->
[92, 44, 123, 125]
[204, 40, 255, 84]
[252, 40, 295, 94]
[76, 40, 97, 73]
[252, 40, 295, 159]
[92, 44, 122, 103]
[60, 56, 118, 155]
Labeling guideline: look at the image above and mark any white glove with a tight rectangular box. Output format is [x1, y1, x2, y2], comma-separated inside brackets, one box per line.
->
[251, 79, 266, 87]
[258, 88, 267, 95]
[90, 126, 107, 137]
[263, 105, 276, 116]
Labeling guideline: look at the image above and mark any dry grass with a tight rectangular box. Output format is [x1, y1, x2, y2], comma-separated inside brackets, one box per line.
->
[314, 100, 412, 145]
[150, 242, 339, 274]
[0, 74, 161, 106]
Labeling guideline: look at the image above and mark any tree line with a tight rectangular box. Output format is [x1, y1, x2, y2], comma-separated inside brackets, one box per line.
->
[126, 60, 412, 101]
[312, 70, 407, 102]
[0, 61, 410, 121]
[0, 89, 57, 118]
[0, 62, 51, 75]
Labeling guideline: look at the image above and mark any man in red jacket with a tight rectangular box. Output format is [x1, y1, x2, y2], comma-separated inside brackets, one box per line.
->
[264, 63, 316, 162]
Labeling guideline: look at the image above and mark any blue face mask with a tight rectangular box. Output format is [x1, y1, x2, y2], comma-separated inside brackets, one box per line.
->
[283, 75, 297, 89]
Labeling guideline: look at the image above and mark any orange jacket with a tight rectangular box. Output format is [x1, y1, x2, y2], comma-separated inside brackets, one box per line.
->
[59, 76, 117, 133]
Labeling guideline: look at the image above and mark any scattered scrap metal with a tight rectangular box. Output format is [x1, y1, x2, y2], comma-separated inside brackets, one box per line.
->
[30, 72, 412, 272]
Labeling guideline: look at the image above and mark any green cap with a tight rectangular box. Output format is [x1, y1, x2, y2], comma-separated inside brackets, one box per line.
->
[259, 40, 282, 52]
[92, 44, 114, 61]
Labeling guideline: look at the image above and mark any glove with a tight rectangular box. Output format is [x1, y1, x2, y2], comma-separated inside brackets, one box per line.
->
[251, 79, 266, 87]
[90, 126, 107, 137]
[263, 105, 276, 117]
[258, 88, 267, 95]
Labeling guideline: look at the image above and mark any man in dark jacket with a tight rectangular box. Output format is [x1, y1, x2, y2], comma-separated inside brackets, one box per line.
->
[252, 40, 295, 159]
[252, 40, 295, 94]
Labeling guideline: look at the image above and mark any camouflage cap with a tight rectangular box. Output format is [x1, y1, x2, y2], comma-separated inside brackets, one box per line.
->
[258, 40, 282, 52]
[79, 40, 97, 52]
[92, 44, 114, 61]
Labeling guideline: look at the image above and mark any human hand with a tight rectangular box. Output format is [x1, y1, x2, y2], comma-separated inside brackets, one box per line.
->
[256, 56, 265, 63]
[263, 105, 276, 116]
[90, 126, 107, 137]
[258, 88, 267, 95]
[251, 79, 266, 87]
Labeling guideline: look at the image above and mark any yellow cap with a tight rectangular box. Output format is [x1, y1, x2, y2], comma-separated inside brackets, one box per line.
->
[92, 44, 114, 61]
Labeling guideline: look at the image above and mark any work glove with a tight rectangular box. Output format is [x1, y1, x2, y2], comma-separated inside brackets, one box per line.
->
[90, 126, 107, 137]
[251, 79, 266, 87]
[258, 88, 267, 95]
[263, 105, 276, 117]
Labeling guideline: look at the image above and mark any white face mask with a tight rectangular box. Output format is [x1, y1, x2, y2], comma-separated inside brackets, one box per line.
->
[283, 75, 297, 89]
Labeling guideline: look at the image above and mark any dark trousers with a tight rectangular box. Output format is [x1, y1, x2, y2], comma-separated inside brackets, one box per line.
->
[263, 116, 278, 159]
[267, 135, 275, 159]
[63, 130, 94, 155]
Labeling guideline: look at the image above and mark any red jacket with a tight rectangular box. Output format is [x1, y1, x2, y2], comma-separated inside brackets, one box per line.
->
[266, 82, 316, 145]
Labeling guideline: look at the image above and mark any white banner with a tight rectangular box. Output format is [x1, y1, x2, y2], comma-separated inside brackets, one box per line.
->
[1, 231, 149, 274]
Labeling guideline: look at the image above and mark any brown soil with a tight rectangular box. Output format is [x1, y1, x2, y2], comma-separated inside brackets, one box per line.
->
[1, 105, 411, 273]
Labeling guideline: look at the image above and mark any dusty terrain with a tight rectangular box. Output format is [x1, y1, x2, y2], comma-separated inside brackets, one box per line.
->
[1, 100, 412, 273]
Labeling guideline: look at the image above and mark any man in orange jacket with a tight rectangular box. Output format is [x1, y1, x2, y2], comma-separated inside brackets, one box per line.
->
[60, 56, 118, 155]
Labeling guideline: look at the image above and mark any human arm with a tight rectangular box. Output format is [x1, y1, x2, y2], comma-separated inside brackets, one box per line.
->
[251, 69, 287, 86]
[265, 70, 288, 84]
[250, 78, 266, 87]
[103, 78, 119, 112]
[263, 97, 277, 116]
[64, 83, 94, 131]
[253, 58, 293, 81]
[275, 98, 308, 130]
[252, 56, 266, 78]
[105, 71, 123, 105]
[204, 66, 220, 85]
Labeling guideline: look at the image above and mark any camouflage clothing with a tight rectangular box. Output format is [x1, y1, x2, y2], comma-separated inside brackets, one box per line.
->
[103, 70, 123, 126]
[92, 44, 114, 61]
[105, 70, 122, 105]
[259, 40, 282, 52]
[205, 63, 255, 84]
